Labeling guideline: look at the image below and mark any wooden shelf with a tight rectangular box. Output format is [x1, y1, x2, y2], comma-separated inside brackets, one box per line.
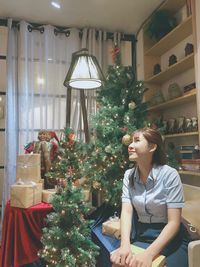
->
[145, 54, 194, 84]
[179, 170, 200, 177]
[145, 16, 192, 56]
[160, 0, 186, 12]
[164, 132, 199, 138]
[148, 89, 197, 112]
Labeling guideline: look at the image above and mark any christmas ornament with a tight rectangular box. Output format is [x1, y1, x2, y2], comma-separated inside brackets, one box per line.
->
[124, 115, 130, 123]
[67, 166, 75, 176]
[120, 127, 128, 133]
[128, 101, 136, 109]
[68, 133, 76, 145]
[122, 134, 132, 146]
[93, 181, 101, 189]
[111, 46, 120, 64]
[105, 145, 112, 153]
[73, 179, 79, 187]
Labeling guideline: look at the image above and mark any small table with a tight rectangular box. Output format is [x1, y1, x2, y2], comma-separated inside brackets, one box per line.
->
[0, 201, 53, 267]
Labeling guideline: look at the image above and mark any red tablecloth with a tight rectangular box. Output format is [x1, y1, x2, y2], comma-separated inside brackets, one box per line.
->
[0, 201, 53, 267]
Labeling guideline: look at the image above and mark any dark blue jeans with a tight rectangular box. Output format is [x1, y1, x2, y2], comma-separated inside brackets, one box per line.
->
[134, 222, 189, 267]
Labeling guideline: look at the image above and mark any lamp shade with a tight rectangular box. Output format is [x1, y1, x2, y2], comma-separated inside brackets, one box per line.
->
[64, 48, 105, 89]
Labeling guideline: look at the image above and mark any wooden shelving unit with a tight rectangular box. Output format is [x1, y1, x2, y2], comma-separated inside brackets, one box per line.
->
[148, 89, 196, 111]
[145, 16, 193, 56]
[161, 0, 186, 12]
[140, 0, 200, 183]
[164, 132, 199, 138]
[179, 170, 200, 177]
[145, 53, 194, 84]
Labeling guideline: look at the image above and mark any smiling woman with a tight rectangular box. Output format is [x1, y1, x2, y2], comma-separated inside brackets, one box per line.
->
[110, 127, 191, 267]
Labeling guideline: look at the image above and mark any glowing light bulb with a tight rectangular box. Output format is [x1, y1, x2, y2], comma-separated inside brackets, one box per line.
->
[51, 1, 61, 8]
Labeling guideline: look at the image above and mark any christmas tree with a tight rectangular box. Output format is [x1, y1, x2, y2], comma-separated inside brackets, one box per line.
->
[45, 128, 84, 184]
[39, 128, 99, 266]
[81, 47, 147, 206]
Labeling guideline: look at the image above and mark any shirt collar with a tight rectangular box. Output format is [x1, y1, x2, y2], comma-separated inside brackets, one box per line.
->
[133, 164, 161, 183]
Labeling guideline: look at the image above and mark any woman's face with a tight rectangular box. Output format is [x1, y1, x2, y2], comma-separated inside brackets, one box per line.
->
[128, 132, 152, 162]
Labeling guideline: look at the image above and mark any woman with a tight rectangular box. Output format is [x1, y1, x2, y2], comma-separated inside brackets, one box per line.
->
[110, 127, 189, 267]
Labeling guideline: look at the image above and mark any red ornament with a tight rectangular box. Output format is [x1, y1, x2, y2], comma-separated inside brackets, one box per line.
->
[73, 179, 79, 187]
[111, 46, 120, 64]
[120, 127, 128, 133]
[68, 133, 76, 145]
[67, 166, 75, 176]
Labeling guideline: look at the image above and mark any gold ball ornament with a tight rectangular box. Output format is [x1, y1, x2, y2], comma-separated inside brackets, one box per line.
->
[122, 134, 132, 146]
[128, 101, 136, 109]
[93, 181, 101, 189]
[105, 145, 112, 153]
[61, 210, 66, 215]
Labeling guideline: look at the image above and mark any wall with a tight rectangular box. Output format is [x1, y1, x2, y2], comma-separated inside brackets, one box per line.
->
[0, 26, 7, 203]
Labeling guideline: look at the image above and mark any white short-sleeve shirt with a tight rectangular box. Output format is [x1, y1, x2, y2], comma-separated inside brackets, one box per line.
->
[122, 164, 184, 223]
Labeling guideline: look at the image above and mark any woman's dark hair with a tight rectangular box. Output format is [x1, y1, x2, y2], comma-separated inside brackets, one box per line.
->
[132, 127, 166, 165]
[129, 127, 166, 187]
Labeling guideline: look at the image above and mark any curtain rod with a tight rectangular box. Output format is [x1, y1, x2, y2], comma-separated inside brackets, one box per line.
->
[0, 18, 136, 42]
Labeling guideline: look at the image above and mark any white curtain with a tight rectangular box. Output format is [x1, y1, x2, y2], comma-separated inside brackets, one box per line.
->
[2, 20, 131, 215]
[2, 19, 18, 216]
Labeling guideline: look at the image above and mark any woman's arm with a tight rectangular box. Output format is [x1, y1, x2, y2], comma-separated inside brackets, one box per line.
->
[128, 208, 182, 267]
[146, 208, 182, 257]
[110, 202, 133, 265]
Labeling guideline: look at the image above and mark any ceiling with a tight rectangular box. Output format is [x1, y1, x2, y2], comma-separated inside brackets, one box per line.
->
[0, 0, 164, 35]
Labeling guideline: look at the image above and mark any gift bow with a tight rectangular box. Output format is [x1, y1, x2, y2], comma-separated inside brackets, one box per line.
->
[108, 212, 119, 222]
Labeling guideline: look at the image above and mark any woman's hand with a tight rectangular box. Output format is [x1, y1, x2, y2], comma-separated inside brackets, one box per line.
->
[128, 251, 153, 267]
[110, 245, 133, 266]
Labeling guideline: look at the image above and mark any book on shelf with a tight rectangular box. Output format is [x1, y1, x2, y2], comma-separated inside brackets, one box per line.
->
[179, 150, 193, 153]
[181, 159, 200, 172]
[112, 244, 166, 267]
[178, 145, 195, 150]
[179, 150, 193, 159]
[181, 159, 200, 164]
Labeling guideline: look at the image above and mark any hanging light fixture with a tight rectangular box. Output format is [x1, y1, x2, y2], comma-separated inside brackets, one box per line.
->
[63, 48, 105, 89]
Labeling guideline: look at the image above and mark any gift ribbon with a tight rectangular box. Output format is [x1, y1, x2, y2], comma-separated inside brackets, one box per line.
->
[11, 181, 39, 208]
[103, 220, 121, 239]
[108, 212, 119, 221]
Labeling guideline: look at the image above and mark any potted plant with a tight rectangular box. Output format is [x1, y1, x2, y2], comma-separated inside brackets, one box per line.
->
[145, 10, 177, 41]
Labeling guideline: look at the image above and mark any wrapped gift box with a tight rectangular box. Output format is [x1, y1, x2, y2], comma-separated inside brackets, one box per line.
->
[39, 178, 45, 189]
[102, 218, 121, 239]
[10, 183, 42, 208]
[16, 154, 41, 182]
[83, 189, 91, 202]
[42, 189, 56, 203]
